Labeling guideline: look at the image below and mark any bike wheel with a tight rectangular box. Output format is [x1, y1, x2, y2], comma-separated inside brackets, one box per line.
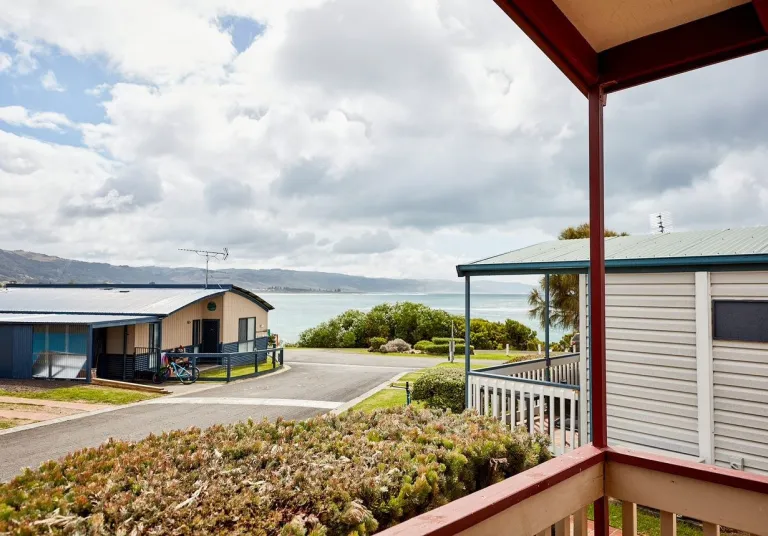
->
[178, 366, 200, 384]
[152, 367, 170, 384]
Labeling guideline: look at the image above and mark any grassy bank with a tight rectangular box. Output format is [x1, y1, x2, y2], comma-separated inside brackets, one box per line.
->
[351, 362, 481, 412]
[0, 386, 158, 405]
[0, 418, 30, 430]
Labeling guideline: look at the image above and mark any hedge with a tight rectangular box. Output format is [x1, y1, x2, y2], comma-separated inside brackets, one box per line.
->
[412, 368, 466, 413]
[0, 408, 551, 535]
[431, 337, 464, 345]
[414, 340, 434, 352]
[424, 343, 474, 356]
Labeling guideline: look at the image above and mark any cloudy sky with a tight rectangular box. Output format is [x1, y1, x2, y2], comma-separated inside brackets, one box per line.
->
[1, 1, 767, 282]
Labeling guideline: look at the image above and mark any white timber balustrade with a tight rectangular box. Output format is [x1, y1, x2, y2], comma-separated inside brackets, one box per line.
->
[479, 354, 580, 384]
[467, 371, 580, 455]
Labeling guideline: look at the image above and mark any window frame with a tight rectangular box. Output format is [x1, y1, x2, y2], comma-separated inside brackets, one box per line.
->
[712, 299, 768, 343]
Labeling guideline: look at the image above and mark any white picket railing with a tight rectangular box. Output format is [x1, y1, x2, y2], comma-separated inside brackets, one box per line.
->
[478, 353, 580, 385]
[468, 372, 581, 456]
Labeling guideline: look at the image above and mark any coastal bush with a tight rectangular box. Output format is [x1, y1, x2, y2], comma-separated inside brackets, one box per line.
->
[379, 338, 411, 353]
[296, 302, 538, 350]
[414, 340, 434, 352]
[526, 339, 542, 351]
[412, 368, 466, 413]
[0, 408, 551, 535]
[368, 336, 387, 351]
[424, 343, 474, 356]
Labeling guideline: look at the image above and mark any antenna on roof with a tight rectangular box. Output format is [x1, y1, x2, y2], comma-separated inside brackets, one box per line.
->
[178, 248, 229, 289]
[649, 212, 673, 234]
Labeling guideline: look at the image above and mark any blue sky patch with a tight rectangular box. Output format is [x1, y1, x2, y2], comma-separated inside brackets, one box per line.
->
[218, 16, 265, 54]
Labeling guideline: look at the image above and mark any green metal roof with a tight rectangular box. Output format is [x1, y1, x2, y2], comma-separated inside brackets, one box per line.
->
[457, 226, 768, 277]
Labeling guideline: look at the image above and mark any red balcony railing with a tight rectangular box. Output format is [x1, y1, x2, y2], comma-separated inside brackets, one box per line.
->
[379, 444, 768, 536]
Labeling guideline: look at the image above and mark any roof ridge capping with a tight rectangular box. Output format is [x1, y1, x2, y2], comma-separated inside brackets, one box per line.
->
[457, 225, 768, 276]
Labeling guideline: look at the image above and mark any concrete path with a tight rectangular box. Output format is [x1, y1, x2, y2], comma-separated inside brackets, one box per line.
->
[0, 350, 427, 482]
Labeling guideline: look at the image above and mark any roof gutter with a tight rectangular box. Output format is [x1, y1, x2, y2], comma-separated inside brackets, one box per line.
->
[456, 254, 768, 277]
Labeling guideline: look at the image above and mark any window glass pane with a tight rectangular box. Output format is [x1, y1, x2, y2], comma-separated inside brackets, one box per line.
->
[247, 318, 255, 340]
[238, 318, 247, 342]
[713, 300, 768, 342]
[192, 320, 201, 345]
[48, 325, 67, 353]
[68, 326, 88, 355]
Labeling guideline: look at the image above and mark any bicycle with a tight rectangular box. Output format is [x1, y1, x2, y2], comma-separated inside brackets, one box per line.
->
[152, 357, 200, 385]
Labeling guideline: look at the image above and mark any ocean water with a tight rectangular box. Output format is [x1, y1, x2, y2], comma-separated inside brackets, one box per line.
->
[261, 293, 565, 344]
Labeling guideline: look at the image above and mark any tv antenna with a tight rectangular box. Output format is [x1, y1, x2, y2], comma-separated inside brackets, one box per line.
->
[649, 212, 673, 234]
[178, 248, 229, 288]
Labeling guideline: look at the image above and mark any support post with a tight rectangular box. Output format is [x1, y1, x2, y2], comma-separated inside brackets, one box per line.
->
[695, 271, 715, 464]
[464, 275, 471, 409]
[545, 273, 551, 381]
[588, 86, 608, 536]
[122, 325, 128, 381]
[156, 321, 163, 373]
[86, 325, 93, 383]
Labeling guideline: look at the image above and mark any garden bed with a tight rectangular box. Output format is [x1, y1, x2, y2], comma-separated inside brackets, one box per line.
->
[0, 407, 550, 535]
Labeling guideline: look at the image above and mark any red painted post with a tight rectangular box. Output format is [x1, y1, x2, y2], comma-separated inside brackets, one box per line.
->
[588, 85, 609, 536]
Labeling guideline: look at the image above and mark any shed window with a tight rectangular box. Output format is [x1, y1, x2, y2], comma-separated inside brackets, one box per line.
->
[713, 300, 768, 343]
[238, 317, 258, 351]
[192, 320, 201, 352]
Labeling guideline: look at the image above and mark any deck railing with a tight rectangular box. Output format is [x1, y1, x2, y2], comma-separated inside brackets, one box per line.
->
[479, 353, 580, 384]
[379, 445, 768, 536]
[468, 353, 582, 455]
[180, 347, 284, 382]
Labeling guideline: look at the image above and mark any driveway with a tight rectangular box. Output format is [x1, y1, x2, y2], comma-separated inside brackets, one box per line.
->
[0, 350, 430, 482]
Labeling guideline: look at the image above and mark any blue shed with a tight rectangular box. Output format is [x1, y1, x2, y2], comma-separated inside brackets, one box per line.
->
[0, 324, 34, 379]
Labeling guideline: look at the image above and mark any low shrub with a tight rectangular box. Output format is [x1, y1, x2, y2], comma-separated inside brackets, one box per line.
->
[431, 337, 464, 345]
[412, 368, 466, 413]
[414, 340, 435, 352]
[0, 408, 551, 535]
[526, 340, 542, 351]
[424, 343, 474, 356]
[368, 336, 387, 352]
[379, 338, 411, 353]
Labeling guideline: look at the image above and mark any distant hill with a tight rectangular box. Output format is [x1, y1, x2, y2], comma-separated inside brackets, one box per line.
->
[0, 249, 533, 294]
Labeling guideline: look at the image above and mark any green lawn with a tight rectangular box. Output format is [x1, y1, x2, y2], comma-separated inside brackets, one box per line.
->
[351, 388, 410, 412]
[352, 362, 484, 412]
[0, 386, 158, 405]
[0, 418, 28, 430]
[588, 501, 702, 536]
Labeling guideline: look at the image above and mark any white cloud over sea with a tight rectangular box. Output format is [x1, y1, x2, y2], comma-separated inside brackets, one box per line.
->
[0, 0, 767, 281]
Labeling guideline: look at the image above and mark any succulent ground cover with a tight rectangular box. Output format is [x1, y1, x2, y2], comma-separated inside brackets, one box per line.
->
[0, 407, 550, 535]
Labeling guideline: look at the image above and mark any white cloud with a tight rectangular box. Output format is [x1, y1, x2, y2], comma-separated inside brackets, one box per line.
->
[85, 83, 110, 96]
[0, 0, 766, 281]
[0, 52, 11, 72]
[0, 106, 73, 130]
[11, 40, 38, 74]
[40, 70, 65, 92]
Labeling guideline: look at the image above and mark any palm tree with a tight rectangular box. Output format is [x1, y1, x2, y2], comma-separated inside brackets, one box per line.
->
[529, 224, 627, 332]
[528, 274, 580, 331]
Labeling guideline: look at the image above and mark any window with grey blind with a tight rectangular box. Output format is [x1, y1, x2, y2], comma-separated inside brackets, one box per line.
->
[713, 300, 768, 343]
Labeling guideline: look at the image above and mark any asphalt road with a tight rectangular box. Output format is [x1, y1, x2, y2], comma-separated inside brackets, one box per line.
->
[0, 349, 434, 482]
